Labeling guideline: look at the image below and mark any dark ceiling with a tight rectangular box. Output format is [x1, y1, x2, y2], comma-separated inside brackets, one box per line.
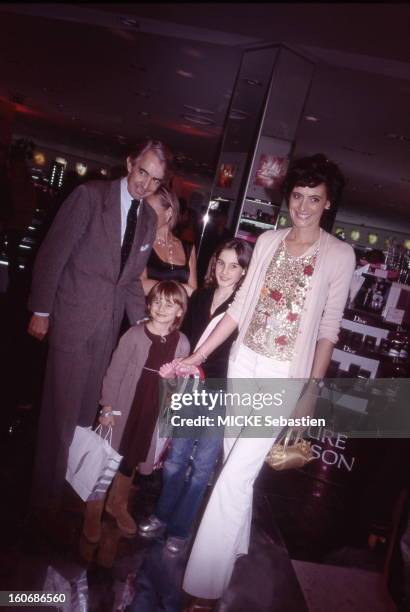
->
[0, 3, 409, 230]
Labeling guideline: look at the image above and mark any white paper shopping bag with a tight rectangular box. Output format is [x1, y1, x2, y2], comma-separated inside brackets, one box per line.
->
[66, 425, 121, 501]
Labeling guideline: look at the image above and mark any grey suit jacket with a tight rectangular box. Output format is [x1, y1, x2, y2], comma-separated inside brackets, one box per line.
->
[29, 178, 157, 350]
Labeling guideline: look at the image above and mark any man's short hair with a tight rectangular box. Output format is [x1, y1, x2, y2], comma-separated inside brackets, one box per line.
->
[128, 139, 174, 183]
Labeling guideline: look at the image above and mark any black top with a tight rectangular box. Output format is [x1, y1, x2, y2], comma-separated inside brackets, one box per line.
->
[146, 240, 192, 284]
[181, 286, 238, 379]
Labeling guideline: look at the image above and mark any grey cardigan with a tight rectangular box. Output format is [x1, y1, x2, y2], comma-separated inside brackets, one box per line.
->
[100, 321, 190, 473]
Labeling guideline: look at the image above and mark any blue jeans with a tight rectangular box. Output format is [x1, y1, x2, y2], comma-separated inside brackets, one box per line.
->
[155, 437, 222, 539]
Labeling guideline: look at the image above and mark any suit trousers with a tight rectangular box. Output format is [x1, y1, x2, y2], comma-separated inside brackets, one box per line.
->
[30, 323, 115, 509]
[183, 344, 304, 599]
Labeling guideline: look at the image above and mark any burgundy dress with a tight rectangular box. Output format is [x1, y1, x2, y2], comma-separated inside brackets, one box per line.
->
[119, 325, 179, 468]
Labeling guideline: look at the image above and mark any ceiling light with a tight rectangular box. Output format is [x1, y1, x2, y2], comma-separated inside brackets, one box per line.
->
[387, 132, 410, 142]
[55, 157, 67, 166]
[183, 114, 214, 126]
[305, 115, 318, 122]
[177, 70, 194, 78]
[76, 162, 87, 177]
[119, 17, 139, 28]
[243, 78, 262, 86]
[183, 105, 215, 115]
[229, 109, 248, 120]
[33, 152, 46, 166]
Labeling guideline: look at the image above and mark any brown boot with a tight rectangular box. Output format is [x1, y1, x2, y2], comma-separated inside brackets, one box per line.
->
[82, 499, 105, 543]
[105, 472, 137, 535]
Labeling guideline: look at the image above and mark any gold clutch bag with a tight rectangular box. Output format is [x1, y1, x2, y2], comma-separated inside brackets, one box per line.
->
[265, 429, 316, 471]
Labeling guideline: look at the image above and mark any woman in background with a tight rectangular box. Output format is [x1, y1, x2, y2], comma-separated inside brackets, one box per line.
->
[142, 186, 197, 297]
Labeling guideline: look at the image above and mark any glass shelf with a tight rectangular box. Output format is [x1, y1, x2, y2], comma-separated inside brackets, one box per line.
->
[239, 218, 276, 230]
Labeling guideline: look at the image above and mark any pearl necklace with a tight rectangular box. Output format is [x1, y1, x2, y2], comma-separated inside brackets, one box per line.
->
[155, 234, 174, 269]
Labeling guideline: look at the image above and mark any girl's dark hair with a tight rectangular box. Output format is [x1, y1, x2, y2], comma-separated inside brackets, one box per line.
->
[204, 238, 253, 289]
[281, 153, 346, 206]
[146, 280, 188, 331]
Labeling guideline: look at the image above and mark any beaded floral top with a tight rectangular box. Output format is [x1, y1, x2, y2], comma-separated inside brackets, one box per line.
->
[243, 238, 319, 361]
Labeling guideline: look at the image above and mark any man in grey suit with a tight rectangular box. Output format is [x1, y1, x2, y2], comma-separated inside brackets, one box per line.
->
[27, 139, 172, 516]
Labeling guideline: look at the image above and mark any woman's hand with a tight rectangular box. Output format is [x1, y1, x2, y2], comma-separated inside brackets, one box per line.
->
[159, 359, 181, 379]
[159, 358, 201, 378]
[99, 406, 115, 427]
[175, 352, 204, 374]
[291, 387, 318, 437]
[175, 363, 201, 377]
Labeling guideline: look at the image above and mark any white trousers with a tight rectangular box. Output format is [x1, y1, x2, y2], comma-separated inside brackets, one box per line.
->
[183, 345, 303, 599]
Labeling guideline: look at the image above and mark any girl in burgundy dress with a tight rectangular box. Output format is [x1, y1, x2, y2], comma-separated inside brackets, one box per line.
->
[82, 280, 189, 543]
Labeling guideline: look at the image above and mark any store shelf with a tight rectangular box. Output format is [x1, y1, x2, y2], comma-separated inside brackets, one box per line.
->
[245, 197, 279, 208]
[239, 218, 276, 230]
[334, 344, 407, 364]
[344, 308, 410, 332]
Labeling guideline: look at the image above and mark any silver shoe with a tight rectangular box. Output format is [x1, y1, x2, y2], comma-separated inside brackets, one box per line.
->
[165, 536, 187, 554]
[138, 514, 165, 535]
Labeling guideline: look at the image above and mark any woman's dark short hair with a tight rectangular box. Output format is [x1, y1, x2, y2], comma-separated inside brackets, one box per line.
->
[146, 280, 188, 331]
[281, 153, 346, 206]
[205, 238, 253, 289]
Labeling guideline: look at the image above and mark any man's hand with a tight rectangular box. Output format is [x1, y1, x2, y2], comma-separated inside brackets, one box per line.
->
[28, 314, 49, 340]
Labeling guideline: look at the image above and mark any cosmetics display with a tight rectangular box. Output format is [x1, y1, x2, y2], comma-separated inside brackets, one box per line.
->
[328, 265, 409, 379]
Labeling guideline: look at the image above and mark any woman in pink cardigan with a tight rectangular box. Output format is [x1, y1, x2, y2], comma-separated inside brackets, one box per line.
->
[175, 154, 356, 608]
